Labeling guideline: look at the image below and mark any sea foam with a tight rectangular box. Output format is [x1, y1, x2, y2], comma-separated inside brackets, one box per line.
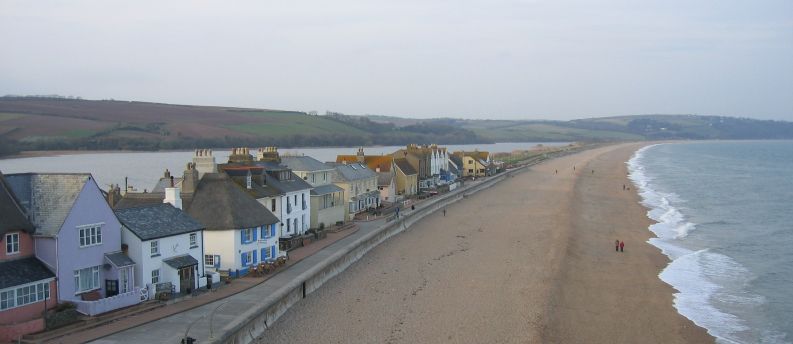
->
[626, 145, 785, 344]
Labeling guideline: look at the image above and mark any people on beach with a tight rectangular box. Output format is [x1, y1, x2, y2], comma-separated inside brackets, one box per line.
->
[443, 208, 447, 217]
[615, 240, 620, 252]
[620, 241, 625, 252]
[411, 204, 415, 211]
[623, 184, 626, 190]
[591, 169, 594, 174]
[555, 169, 558, 174]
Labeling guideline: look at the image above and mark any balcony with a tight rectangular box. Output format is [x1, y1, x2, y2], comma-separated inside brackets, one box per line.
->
[73, 287, 142, 316]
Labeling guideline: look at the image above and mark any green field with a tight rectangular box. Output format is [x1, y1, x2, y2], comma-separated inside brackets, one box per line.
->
[226, 111, 367, 137]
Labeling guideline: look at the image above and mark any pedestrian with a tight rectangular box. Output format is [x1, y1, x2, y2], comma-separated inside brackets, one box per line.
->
[443, 208, 446, 217]
[395, 207, 400, 218]
[623, 184, 626, 190]
[573, 165, 575, 171]
[411, 204, 415, 211]
[555, 169, 558, 174]
[615, 240, 620, 252]
[591, 170, 594, 174]
[620, 241, 625, 252]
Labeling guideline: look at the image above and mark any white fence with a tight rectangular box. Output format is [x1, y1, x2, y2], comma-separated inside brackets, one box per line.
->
[74, 287, 142, 316]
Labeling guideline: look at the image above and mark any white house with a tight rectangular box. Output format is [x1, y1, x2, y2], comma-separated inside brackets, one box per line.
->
[280, 155, 346, 229]
[114, 200, 206, 299]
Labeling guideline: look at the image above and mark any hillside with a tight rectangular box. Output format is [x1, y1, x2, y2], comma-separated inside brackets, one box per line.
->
[0, 97, 487, 156]
[2, 96, 791, 157]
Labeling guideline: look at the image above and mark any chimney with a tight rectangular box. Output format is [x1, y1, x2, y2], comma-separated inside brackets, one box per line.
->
[356, 147, 365, 163]
[182, 162, 198, 194]
[193, 149, 217, 178]
[164, 184, 182, 210]
[106, 184, 122, 207]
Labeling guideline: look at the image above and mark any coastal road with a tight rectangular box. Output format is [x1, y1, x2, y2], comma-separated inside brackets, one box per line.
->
[258, 143, 713, 344]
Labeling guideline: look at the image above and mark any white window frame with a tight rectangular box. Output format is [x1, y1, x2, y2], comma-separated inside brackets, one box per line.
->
[0, 281, 51, 311]
[78, 224, 103, 248]
[5, 233, 20, 255]
[150, 240, 160, 256]
[242, 251, 253, 266]
[242, 228, 253, 243]
[189, 233, 197, 248]
[151, 269, 160, 284]
[74, 266, 100, 294]
[205, 255, 215, 266]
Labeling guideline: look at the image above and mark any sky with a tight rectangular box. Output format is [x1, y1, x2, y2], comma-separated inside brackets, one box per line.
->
[1, 0, 791, 121]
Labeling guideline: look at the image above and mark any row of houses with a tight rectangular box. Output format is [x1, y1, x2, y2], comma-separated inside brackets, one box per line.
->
[0, 144, 494, 340]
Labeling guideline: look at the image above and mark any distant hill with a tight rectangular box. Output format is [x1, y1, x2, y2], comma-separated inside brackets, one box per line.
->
[0, 97, 486, 156]
[1, 96, 791, 157]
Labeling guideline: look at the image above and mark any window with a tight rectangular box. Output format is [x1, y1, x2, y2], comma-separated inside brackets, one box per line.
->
[271, 199, 276, 212]
[74, 266, 100, 293]
[242, 251, 253, 266]
[151, 269, 160, 284]
[150, 240, 160, 256]
[0, 282, 50, 311]
[189, 233, 197, 248]
[242, 228, 253, 243]
[5, 233, 19, 254]
[78, 225, 102, 247]
[205, 255, 215, 266]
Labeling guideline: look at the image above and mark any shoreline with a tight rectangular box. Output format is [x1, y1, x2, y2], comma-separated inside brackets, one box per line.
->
[256, 143, 712, 343]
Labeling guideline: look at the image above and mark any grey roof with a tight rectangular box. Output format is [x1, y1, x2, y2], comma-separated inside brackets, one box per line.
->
[449, 155, 464, 168]
[394, 159, 417, 175]
[163, 254, 198, 269]
[5, 173, 91, 236]
[114, 192, 168, 210]
[0, 257, 55, 289]
[105, 251, 136, 267]
[186, 173, 279, 230]
[333, 163, 377, 182]
[0, 171, 34, 236]
[310, 184, 344, 196]
[447, 162, 460, 175]
[115, 203, 205, 241]
[280, 156, 333, 172]
[262, 171, 312, 194]
[377, 172, 393, 186]
[152, 177, 183, 193]
[222, 165, 311, 196]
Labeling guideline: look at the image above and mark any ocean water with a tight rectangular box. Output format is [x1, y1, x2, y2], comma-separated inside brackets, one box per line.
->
[628, 141, 793, 344]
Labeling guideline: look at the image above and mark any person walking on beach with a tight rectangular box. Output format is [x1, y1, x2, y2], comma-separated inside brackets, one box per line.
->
[443, 208, 447, 217]
[615, 240, 620, 252]
[623, 184, 626, 190]
[619, 241, 625, 252]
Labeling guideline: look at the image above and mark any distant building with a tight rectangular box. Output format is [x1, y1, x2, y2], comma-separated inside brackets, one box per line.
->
[328, 163, 380, 220]
[452, 151, 491, 178]
[280, 155, 346, 229]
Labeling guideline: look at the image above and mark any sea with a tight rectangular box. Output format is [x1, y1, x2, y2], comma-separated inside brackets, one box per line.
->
[628, 141, 793, 344]
[0, 142, 564, 192]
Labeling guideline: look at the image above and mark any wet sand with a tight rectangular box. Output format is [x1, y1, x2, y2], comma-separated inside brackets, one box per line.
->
[259, 143, 713, 343]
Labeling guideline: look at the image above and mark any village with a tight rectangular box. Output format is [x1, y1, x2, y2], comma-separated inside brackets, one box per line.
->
[0, 143, 510, 342]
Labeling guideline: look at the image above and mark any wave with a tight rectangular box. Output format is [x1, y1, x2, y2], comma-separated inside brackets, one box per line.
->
[627, 145, 789, 344]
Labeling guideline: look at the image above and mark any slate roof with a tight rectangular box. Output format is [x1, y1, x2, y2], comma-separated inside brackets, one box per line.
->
[222, 164, 312, 196]
[163, 254, 199, 269]
[394, 159, 417, 175]
[377, 172, 393, 186]
[280, 156, 333, 172]
[262, 171, 312, 194]
[105, 251, 136, 267]
[115, 203, 205, 241]
[152, 177, 183, 193]
[449, 155, 464, 168]
[113, 192, 168, 210]
[0, 171, 34, 236]
[310, 184, 344, 196]
[5, 173, 91, 237]
[332, 163, 377, 182]
[336, 155, 393, 172]
[0, 257, 55, 289]
[186, 173, 279, 230]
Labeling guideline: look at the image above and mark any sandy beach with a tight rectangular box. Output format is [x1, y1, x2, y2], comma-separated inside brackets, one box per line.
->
[258, 143, 713, 343]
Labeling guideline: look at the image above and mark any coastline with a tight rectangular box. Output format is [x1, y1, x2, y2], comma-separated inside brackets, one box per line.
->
[256, 143, 712, 343]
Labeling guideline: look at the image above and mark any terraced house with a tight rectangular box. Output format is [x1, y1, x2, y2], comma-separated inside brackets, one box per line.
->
[329, 162, 380, 220]
[0, 172, 56, 341]
[280, 155, 346, 229]
[5, 173, 141, 317]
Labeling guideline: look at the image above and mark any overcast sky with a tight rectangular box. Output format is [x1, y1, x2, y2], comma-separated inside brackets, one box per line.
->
[1, 0, 791, 121]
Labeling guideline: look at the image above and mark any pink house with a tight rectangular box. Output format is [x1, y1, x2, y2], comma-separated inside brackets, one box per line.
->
[0, 172, 56, 342]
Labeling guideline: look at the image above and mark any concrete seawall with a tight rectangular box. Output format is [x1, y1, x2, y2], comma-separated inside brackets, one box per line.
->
[212, 149, 582, 344]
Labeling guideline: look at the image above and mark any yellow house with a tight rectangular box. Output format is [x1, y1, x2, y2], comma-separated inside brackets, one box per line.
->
[453, 151, 489, 178]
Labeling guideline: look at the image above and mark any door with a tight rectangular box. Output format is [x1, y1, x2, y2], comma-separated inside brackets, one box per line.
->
[178, 266, 196, 294]
[119, 267, 130, 293]
[105, 279, 119, 297]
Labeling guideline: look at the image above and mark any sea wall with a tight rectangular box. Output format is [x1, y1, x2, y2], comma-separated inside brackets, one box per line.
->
[210, 148, 584, 344]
